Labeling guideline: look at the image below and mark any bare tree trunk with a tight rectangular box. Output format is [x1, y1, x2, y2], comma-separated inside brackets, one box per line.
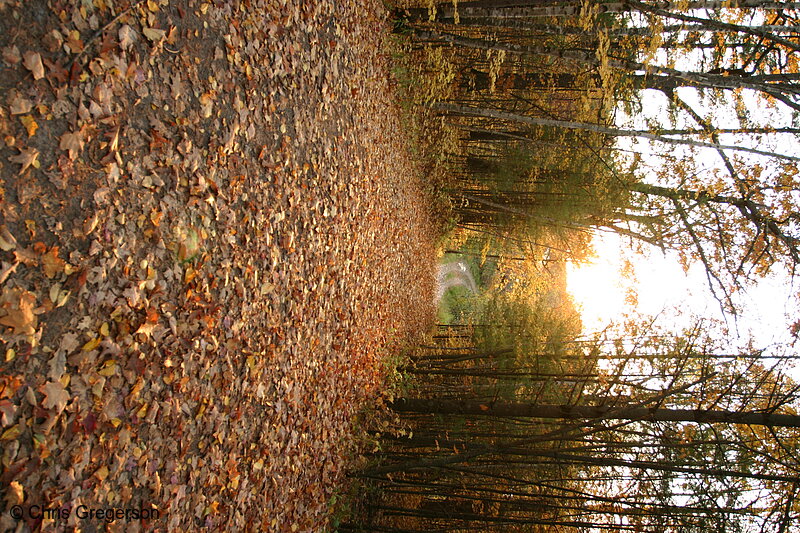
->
[390, 398, 800, 427]
[435, 102, 800, 162]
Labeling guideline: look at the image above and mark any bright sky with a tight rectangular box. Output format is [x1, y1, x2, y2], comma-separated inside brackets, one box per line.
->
[563, 64, 800, 362]
[567, 230, 800, 375]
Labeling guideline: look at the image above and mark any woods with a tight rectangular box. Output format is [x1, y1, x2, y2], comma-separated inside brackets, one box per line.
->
[344, 0, 800, 531]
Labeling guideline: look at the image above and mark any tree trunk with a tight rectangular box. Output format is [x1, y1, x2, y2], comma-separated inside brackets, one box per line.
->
[397, 0, 800, 23]
[435, 102, 800, 162]
[390, 398, 800, 427]
[414, 29, 800, 111]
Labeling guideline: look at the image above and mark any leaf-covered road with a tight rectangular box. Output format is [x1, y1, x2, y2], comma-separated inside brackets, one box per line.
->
[0, 0, 435, 530]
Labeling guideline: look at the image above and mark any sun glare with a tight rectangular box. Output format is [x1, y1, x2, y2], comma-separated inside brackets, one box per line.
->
[567, 233, 798, 373]
[566, 233, 716, 334]
[566, 237, 627, 332]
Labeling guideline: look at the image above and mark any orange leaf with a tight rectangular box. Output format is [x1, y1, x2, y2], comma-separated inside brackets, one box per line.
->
[19, 115, 38, 137]
[42, 246, 66, 278]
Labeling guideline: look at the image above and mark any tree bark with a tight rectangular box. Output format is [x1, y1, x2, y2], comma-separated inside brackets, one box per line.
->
[435, 102, 800, 162]
[390, 398, 800, 427]
[397, 0, 800, 23]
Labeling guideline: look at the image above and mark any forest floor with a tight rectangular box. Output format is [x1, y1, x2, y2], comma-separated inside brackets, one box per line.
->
[0, 0, 437, 531]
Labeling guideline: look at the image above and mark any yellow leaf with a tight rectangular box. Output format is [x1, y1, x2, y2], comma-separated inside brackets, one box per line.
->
[203, 501, 219, 516]
[94, 465, 109, 481]
[82, 337, 101, 352]
[0, 426, 20, 440]
[98, 360, 116, 377]
[19, 115, 38, 137]
[184, 267, 197, 284]
[110, 418, 121, 428]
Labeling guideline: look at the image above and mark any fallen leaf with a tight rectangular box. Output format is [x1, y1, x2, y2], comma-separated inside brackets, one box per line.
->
[9, 147, 40, 174]
[0, 262, 19, 285]
[0, 288, 37, 335]
[82, 337, 101, 352]
[19, 115, 38, 137]
[143, 27, 166, 42]
[83, 213, 99, 235]
[260, 282, 275, 295]
[135, 309, 159, 337]
[41, 381, 70, 413]
[48, 350, 66, 381]
[23, 51, 44, 80]
[2, 45, 21, 65]
[97, 360, 116, 377]
[119, 25, 137, 50]
[13, 247, 38, 266]
[59, 131, 84, 160]
[0, 375, 23, 399]
[9, 93, 32, 115]
[7, 481, 23, 505]
[94, 465, 109, 481]
[42, 246, 66, 278]
[0, 425, 20, 441]
[0, 226, 17, 251]
[82, 412, 97, 433]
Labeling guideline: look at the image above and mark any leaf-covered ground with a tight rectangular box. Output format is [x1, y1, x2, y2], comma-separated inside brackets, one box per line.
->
[0, 0, 436, 530]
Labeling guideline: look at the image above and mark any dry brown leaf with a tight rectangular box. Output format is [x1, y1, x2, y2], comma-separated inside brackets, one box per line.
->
[0, 288, 37, 335]
[143, 27, 166, 42]
[83, 213, 99, 235]
[23, 51, 44, 80]
[8, 147, 39, 175]
[59, 131, 83, 160]
[41, 381, 70, 413]
[13, 247, 37, 266]
[0, 226, 17, 251]
[2, 45, 21, 65]
[135, 321, 158, 337]
[42, 246, 66, 278]
[7, 481, 23, 505]
[119, 25, 137, 50]
[0, 262, 19, 285]
[9, 93, 32, 115]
